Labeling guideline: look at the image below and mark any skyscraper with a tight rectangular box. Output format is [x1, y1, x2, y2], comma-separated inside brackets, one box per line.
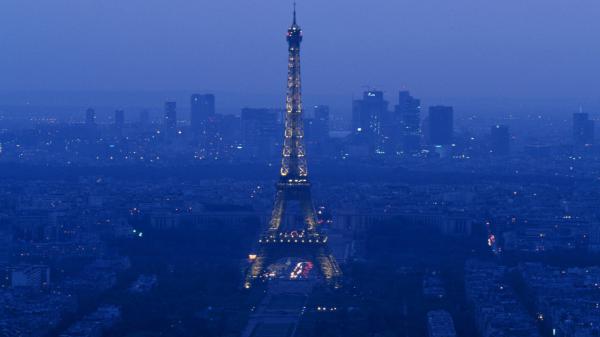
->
[85, 108, 96, 125]
[245, 8, 341, 288]
[352, 91, 389, 136]
[428, 106, 454, 146]
[395, 91, 421, 152]
[573, 112, 594, 146]
[164, 101, 177, 128]
[191, 94, 215, 131]
[490, 124, 510, 155]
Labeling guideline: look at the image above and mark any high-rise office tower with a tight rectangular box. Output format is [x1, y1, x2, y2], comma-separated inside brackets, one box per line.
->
[240, 108, 278, 156]
[191, 94, 215, 131]
[245, 8, 341, 288]
[573, 112, 594, 145]
[428, 106, 454, 145]
[396, 91, 421, 133]
[114, 109, 125, 127]
[490, 124, 510, 155]
[312, 105, 330, 141]
[352, 91, 389, 136]
[395, 91, 421, 152]
[164, 101, 177, 128]
[85, 108, 96, 125]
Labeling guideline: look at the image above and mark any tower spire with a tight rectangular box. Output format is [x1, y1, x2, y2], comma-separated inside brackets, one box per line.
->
[293, 1, 297, 24]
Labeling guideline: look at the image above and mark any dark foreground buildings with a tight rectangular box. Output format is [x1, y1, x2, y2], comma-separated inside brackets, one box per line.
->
[490, 124, 510, 155]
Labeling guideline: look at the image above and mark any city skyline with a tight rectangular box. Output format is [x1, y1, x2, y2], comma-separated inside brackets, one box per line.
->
[2, 2, 600, 337]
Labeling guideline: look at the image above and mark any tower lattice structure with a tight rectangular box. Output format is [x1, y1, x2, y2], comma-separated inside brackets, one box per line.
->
[245, 8, 342, 289]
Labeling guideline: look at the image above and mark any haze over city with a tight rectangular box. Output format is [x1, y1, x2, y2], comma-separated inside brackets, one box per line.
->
[1, 0, 600, 116]
[1, 1, 600, 337]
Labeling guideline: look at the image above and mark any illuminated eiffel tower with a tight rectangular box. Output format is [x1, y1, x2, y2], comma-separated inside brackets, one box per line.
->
[245, 7, 342, 289]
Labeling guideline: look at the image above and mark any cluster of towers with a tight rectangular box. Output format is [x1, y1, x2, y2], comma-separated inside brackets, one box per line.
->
[84, 94, 215, 131]
[163, 94, 216, 129]
[352, 91, 513, 156]
[351, 90, 454, 154]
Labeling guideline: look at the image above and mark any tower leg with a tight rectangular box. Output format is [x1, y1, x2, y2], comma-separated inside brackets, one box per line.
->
[268, 189, 286, 234]
[300, 190, 317, 232]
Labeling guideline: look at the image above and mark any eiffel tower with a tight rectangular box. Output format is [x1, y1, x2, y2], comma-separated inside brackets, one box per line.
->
[244, 7, 342, 289]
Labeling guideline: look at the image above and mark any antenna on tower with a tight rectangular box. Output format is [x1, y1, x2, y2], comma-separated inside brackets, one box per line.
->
[293, 1, 297, 24]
